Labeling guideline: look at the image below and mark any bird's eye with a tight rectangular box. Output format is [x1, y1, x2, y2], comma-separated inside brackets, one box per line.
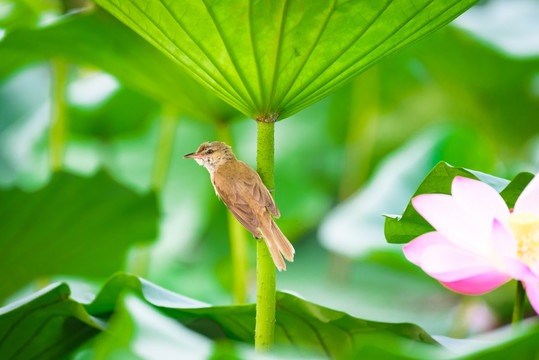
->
[206, 149, 214, 154]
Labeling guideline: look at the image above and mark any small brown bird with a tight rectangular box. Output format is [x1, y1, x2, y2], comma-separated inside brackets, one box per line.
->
[184, 141, 294, 271]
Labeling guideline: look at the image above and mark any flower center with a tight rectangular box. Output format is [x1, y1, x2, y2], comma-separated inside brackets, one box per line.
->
[508, 212, 539, 267]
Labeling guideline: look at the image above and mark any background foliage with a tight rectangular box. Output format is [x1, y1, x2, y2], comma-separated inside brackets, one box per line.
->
[1, 0, 538, 358]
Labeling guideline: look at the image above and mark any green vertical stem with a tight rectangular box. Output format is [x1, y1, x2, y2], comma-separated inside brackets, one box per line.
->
[49, 59, 68, 171]
[513, 281, 525, 327]
[50, 0, 91, 172]
[255, 119, 276, 351]
[338, 66, 379, 200]
[216, 120, 249, 305]
[130, 106, 177, 278]
[330, 67, 379, 283]
[151, 105, 178, 191]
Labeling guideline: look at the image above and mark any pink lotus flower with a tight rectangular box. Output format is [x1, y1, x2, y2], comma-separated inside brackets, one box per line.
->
[404, 173, 539, 312]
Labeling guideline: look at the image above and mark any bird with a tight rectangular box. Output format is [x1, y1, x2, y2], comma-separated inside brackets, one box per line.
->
[183, 141, 294, 271]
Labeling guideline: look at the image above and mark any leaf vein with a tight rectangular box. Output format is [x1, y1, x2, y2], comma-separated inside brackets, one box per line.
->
[114, 0, 248, 114]
[281, 0, 393, 108]
[106, 1, 243, 111]
[248, 0, 265, 113]
[199, 0, 259, 114]
[156, 0, 254, 109]
[266, 0, 290, 114]
[272, 0, 336, 110]
[287, 0, 449, 114]
[226, 314, 254, 340]
[276, 302, 331, 358]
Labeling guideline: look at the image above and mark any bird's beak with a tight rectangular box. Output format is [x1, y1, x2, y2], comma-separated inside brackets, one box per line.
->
[183, 152, 203, 159]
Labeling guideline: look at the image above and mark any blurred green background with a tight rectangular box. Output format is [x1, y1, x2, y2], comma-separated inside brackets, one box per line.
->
[1, 0, 539, 357]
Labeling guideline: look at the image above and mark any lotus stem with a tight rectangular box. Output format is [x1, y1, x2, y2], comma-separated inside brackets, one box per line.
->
[339, 66, 379, 200]
[49, 59, 68, 171]
[254, 119, 276, 351]
[129, 105, 178, 277]
[512, 281, 525, 327]
[151, 105, 178, 190]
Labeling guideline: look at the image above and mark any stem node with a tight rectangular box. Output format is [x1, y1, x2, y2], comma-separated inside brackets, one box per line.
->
[255, 113, 280, 123]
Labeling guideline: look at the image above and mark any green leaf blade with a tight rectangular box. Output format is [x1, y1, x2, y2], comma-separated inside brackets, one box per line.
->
[282, 0, 478, 117]
[0, 283, 102, 360]
[96, 0, 479, 120]
[0, 172, 159, 301]
[0, 274, 439, 358]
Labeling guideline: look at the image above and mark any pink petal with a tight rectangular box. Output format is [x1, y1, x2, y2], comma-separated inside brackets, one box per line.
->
[403, 232, 451, 266]
[420, 245, 500, 282]
[515, 173, 539, 214]
[441, 272, 511, 295]
[412, 194, 491, 255]
[491, 218, 517, 257]
[524, 280, 539, 315]
[502, 258, 537, 282]
[492, 219, 537, 281]
[452, 176, 509, 222]
[491, 219, 539, 282]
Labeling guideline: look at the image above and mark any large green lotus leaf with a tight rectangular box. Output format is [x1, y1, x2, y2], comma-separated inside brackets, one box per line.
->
[89, 274, 438, 358]
[94, 0, 478, 120]
[384, 162, 535, 244]
[0, 9, 238, 122]
[0, 283, 103, 360]
[5, 274, 539, 359]
[0, 273, 438, 359]
[0, 171, 159, 301]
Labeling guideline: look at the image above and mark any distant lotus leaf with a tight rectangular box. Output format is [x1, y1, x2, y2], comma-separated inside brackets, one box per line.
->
[0, 171, 159, 301]
[0, 10, 238, 122]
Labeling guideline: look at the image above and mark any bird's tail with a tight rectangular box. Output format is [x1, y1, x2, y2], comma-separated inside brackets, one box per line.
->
[259, 218, 295, 271]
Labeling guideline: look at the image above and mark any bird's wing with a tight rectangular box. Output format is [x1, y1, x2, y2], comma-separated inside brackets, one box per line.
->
[213, 167, 260, 236]
[236, 161, 280, 219]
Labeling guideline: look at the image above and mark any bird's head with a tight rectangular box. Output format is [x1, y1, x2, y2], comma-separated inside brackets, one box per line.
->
[183, 141, 235, 172]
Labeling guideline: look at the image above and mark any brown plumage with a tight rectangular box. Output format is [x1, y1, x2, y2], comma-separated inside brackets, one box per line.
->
[183, 141, 294, 271]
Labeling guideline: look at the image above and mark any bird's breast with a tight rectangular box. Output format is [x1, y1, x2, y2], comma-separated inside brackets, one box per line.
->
[210, 175, 222, 199]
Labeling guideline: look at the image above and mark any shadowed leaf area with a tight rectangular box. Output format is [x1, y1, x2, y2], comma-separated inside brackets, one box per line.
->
[0, 283, 102, 360]
[0, 171, 159, 301]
